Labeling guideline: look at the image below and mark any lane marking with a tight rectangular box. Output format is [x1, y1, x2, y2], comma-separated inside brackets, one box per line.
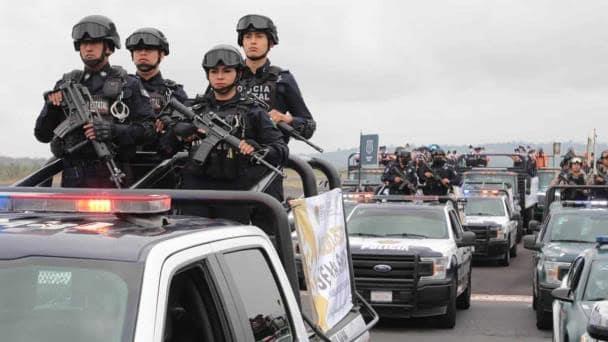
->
[471, 294, 533, 304]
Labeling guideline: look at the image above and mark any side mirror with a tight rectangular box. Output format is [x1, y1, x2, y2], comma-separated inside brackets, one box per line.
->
[523, 234, 540, 251]
[588, 302, 608, 341]
[511, 212, 521, 221]
[552, 287, 573, 303]
[457, 231, 476, 247]
[529, 220, 540, 232]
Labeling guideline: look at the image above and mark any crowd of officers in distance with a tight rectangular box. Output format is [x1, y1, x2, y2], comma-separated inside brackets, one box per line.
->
[378, 144, 552, 196]
[34, 14, 316, 219]
[550, 148, 608, 188]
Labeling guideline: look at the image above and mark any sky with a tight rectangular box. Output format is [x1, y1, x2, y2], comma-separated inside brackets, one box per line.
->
[1, 0, 608, 158]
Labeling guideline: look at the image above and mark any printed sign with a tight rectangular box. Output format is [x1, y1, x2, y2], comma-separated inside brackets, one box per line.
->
[359, 134, 379, 168]
[291, 188, 353, 332]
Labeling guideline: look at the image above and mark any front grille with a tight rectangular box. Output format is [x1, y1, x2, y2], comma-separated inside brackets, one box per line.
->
[464, 225, 495, 254]
[352, 254, 428, 306]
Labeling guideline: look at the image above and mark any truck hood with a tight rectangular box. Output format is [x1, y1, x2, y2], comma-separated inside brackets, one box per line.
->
[464, 216, 508, 226]
[542, 242, 593, 262]
[349, 236, 447, 257]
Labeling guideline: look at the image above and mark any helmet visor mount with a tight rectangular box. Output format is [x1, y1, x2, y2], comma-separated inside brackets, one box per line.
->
[237, 15, 272, 31]
[203, 50, 242, 70]
[126, 32, 164, 49]
[72, 22, 111, 41]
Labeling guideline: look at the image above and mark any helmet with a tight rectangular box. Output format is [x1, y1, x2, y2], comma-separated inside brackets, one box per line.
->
[72, 15, 120, 51]
[202, 44, 245, 71]
[429, 144, 440, 152]
[570, 157, 583, 165]
[126, 27, 170, 55]
[394, 146, 406, 156]
[236, 14, 279, 46]
[397, 150, 411, 160]
[432, 149, 446, 158]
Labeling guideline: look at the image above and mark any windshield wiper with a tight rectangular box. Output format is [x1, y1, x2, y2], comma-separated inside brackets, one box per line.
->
[349, 232, 384, 237]
[467, 212, 496, 216]
[384, 233, 428, 238]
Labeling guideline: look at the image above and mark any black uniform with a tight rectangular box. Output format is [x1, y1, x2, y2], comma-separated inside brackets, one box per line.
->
[418, 161, 459, 196]
[161, 91, 288, 222]
[557, 171, 587, 200]
[137, 72, 188, 115]
[382, 160, 418, 195]
[34, 64, 156, 188]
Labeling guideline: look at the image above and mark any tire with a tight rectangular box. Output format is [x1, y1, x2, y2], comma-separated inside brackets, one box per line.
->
[532, 291, 537, 311]
[536, 306, 552, 330]
[510, 240, 518, 257]
[500, 242, 511, 267]
[437, 277, 457, 329]
[456, 270, 471, 310]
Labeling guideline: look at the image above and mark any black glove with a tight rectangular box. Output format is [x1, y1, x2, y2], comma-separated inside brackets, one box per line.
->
[173, 122, 197, 139]
[92, 119, 113, 142]
[157, 114, 174, 128]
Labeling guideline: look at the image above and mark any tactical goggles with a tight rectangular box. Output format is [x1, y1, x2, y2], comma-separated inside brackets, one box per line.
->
[72, 22, 111, 41]
[126, 32, 164, 48]
[570, 157, 583, 165]
[237, 15, 272, 31]
[203, 50, 241, 69]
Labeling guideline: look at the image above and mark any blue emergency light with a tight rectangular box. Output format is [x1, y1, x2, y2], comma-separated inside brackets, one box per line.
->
[596, 236, 608, 246]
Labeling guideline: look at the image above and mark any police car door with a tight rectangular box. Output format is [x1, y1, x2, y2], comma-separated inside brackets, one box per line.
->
[449, 210, 472, 291]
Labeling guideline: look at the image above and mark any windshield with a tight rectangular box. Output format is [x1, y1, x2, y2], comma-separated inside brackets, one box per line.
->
[347, 169, 383, 184]
[464, 173, 517, 193]
[0, 257, 142, 342]
[347, 207, 448, 239]
[538, 171, 558, 191]
[584, 260, 608, 301]
[465, 198, 506, 217]
[547, 213, 608, 243]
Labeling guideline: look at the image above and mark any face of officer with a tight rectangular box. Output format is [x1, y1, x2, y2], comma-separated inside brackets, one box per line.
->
[79, 40, 111, 69]
[132, 48, 164, 73]
[602, 154, 608, 167]
[243, 31, 272, 60]
[571, 162, 582, 173]
[208, 65, 238, 96]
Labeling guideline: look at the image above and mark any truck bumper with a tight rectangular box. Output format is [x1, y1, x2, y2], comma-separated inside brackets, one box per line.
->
[474, 239, 509, 258]
[537, 283, 558, 314]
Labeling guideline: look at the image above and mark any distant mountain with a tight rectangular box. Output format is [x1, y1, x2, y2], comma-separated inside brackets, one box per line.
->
[297, 141, 606, 170]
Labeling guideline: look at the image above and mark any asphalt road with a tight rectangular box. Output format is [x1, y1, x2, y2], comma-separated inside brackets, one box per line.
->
[370, 243, 553, 341]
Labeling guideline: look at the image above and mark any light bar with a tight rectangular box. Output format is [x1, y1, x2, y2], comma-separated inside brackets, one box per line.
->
[561, 200, 608, 208]
[0, 193, 171, 214]
[597, 236, 608, 246]
[343, 192, 375, 203]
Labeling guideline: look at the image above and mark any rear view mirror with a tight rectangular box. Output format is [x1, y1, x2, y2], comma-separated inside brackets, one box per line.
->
[457, 231, 476, 247]
[511, 212, 521, 221]
[529, 220, 540, 232]
[523, 234, 540, 251]
[552, 287, 573, 303]
[588, 302, 608, 341]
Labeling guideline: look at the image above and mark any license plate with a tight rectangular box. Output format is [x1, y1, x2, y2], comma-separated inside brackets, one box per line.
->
[371, 290, 392, 303]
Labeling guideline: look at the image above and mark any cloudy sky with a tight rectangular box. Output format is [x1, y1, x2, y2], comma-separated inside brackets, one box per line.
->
[1, 0, 608, 158]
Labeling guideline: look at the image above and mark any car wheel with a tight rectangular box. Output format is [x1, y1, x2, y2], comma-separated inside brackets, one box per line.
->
[510, 240, 518, 257]
[456, 270, 471, 310]
[500, 240, 511, 266]
[536, 307, 552, 330]
[532, 291, 537, 311]
[437, 277, 457, 329]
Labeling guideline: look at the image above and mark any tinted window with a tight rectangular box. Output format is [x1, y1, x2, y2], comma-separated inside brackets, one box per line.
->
[348, 207, 448, 239]
[0, 257, 142, 342]
[224, 249, 293, 342]
[584, 260, 608, 301]
[464, 173, 517, 192]
[464, 198, 506, 217]
[165, 265, 226, 342]
[448, 211, 463, 239]
[547, 213, 608, 243]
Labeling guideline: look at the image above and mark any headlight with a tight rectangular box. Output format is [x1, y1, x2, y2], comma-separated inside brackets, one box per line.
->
[580, 333, 590, 342]
[420, 257, 448, 280]
[542, 261, 571, 285]
[491, 225, 507, 240]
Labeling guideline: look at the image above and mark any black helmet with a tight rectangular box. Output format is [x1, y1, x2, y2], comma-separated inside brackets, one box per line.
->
[126, 27, 170, 55]
[397, 150, 411, 160]
[432, 149, 446, 158]
[72, 15, 120, 51]
[236, 14, 279, 46]
[394, 146, 406, 156]
[202, 44, 245, 71]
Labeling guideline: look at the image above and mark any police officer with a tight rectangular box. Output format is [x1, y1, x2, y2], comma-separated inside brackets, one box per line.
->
[34, 15, 155, 188]
[125, 28, 188, 131]
[590, 150, 608, 185]
[163, 45, 288, 221]
[382, 148, 418, 195]
[551, 157, 587, 200]
[419, 149, 459, 196]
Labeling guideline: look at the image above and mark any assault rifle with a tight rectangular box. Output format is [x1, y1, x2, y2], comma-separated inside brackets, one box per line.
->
[391, 166, 418, 193]
[168, 98, 284, 177]
[51, 81, 125, 188]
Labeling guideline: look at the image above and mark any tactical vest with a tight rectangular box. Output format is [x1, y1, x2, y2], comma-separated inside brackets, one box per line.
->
[51, 66, 129, 159]
[189, 96, 254, 180]
[142, 79, 179, 115]
[239, 65, 284, 110]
